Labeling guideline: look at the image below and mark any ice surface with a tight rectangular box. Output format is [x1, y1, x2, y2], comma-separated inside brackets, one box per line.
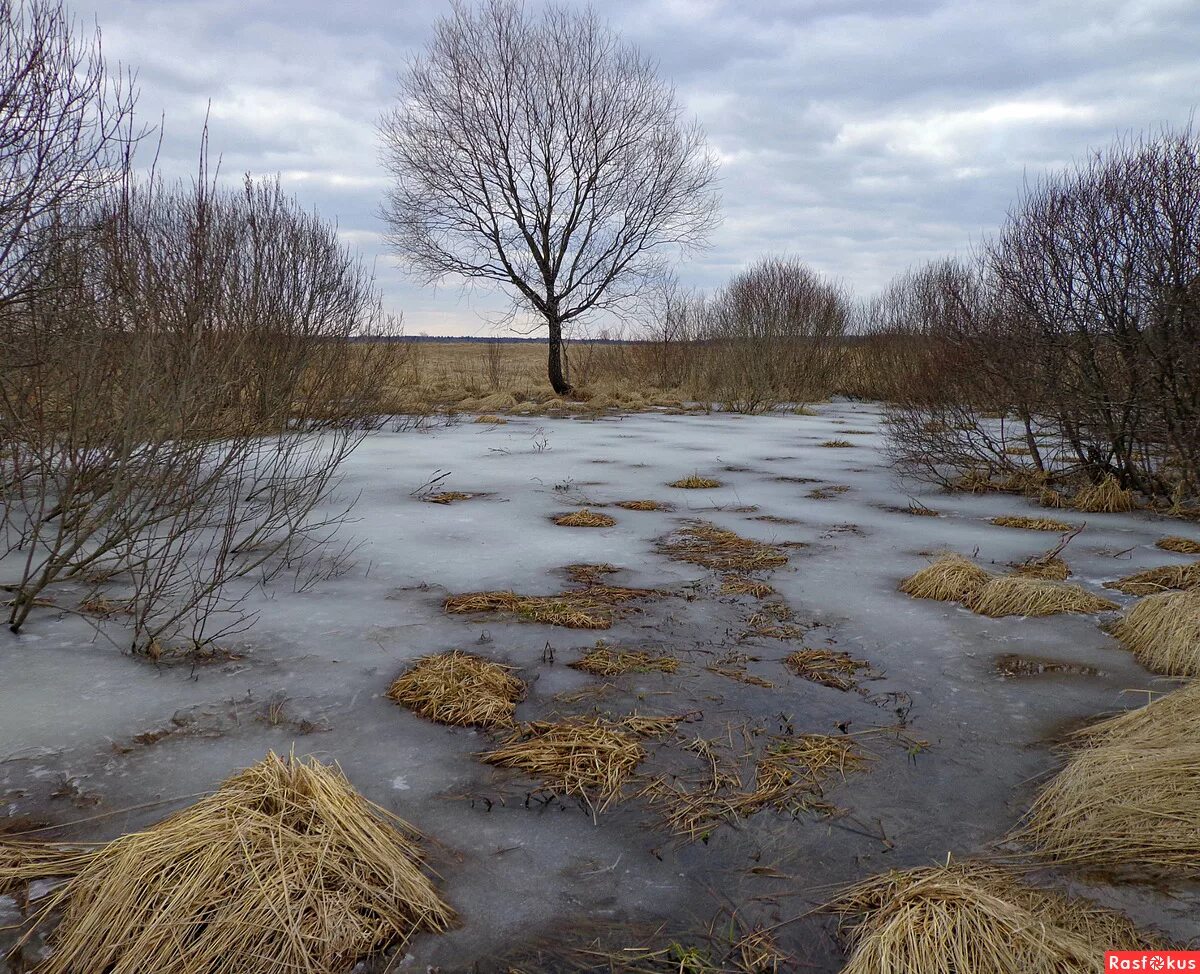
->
[2, 401, 1198, 970]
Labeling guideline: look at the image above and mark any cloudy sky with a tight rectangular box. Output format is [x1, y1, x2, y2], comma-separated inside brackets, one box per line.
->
[84, 0, 1200, 336]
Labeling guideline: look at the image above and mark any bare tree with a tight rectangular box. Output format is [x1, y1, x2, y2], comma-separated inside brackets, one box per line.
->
[380, 0, 719, 395]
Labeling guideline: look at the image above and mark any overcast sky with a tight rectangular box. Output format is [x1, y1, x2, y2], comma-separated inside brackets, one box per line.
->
[84, 0, 1200, 336]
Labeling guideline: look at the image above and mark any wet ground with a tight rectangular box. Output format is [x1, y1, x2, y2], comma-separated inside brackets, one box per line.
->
[2, 401, 1198, 970]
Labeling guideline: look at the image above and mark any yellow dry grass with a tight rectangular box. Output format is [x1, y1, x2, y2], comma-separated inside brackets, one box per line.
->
[669, 474, 723, 489]
[443, 584, 657, 630]
[1112, 589, 1200, 675]
[720, 574, 776, 598]
[784, 648, 871, 691]
[615, 499, 670, 511]
[564, 562, 619, 586]
[827, 860, 1161, 974]
[474, 414, 508, 424]
[989, 515, 1076, 532]
[1072, 473, 1135, 513]
[659, 522, 788, 573]
[819, 439, 854, 448]
[482, 718, 646, 811]
[0, 753, 453, 974]
[969, 576, 1118, 618]
[553, 508, 617, 528]
[1021, 682, 1200, 875]
[571, 644, 679, 676]
[1014, 556, 1069, 581]
[386, 651, 524, 728]
[425, 491, 473, 505]
[1105, 560, 1200, 596]
[898, 554, 993, 603]
[1157, 535, 1200, 555]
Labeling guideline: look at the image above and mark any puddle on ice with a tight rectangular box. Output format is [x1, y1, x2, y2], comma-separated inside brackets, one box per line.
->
[1, 401, 1197, 971]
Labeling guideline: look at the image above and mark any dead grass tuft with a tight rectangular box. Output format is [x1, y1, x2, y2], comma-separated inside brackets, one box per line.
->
[0, 753, 454, 973]
[386, 651, 524, 728]
[1105, 560, 1200, 596]
[659, 522, 788, 573]
[784, 648, 872, 691]
[1157, 535, 1200, 555]
[571, 644, 679, 676]
[444, 584, 659, 630]
[990, 515, 1076, 532]
[482, 718, 645, 811]
[969, 576, 1118, 618]
[1021, 682, 1200, 875]
[474, 414, 508, 424]
[899, 553, 993, 603]
[827, 860, 1161, 974]
[553, 508, 616, 528]
[615, 499, 670, 511]
[1014, 556, 1069, 581]
[1112, 589, 1200, 675]
[819, 439, 854, 448]
[1072, 473, 1135, 513]
[425, 491, 473, 505]
[720, 574, 775, 598]
[564, 563, 619, 586]
[670, 474, 723, 489]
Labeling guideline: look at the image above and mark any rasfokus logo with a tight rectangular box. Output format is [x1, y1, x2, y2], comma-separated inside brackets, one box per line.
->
[1107, 952, 1200, 971]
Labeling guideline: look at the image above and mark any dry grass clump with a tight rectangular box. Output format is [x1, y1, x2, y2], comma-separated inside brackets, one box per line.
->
[669, 474, 722, 489]
[1021, 684, 1200, 875]
[425, 491, 473, 505]
[1014, 556, 1069, 581]
[571, 644, 679, 676]
[0, 754, 454, 974]
[827, 861, 1161, 974]
[819, 439, 854, 448]
[784, 648, 872, 691]
[553, 508, 616, 528]
[1157, 535, 1200, 555]
[659, 522, 788, 573]
[969, 576, 1117, 618]
[444, 584, 657, 630]
[721, 574, 775, 598]
[564, 562, 618, 586]
[482, 718, 645, 811]
[386, 651, 524, 728]
[1072, 473, 1135, 513]
[1105, 560, 1200, 596]
[1112, 589, 1200, 675]
[474, 414, 507, 424]
[898, 554, 993, 603]
[990, 515, 1076, 532]
[615, 499, 670, 511]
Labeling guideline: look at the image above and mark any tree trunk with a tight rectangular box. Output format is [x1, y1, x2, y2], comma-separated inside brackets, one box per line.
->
[547, 315, 572, 396]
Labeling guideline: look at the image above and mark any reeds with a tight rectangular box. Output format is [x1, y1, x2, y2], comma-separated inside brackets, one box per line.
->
[898, 553, 993, 603]
[659, 522, 788, 573]
[1157, 535, 1200, 555]
[444, 584, 658, 630]
[1112, 589, 1200, 675]
[553, 508, 617, 528]
[784, 648, 871, 691]
[571, 644, 679, 676]
[482, 718, 646, 810]
[827, 861, 1161, 974]
[968, 576, 1118, 618]
[990, 515, 1076, 532]
[386, 651, 525, 728]
[669, 474, 722, 489]
[0, 753, 454, 974]
[1072, 473, 1135, 513]
[1105, 560, 1200, 596]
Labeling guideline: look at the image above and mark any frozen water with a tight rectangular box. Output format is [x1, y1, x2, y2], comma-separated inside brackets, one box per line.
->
[2, 401, 1199, 970]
